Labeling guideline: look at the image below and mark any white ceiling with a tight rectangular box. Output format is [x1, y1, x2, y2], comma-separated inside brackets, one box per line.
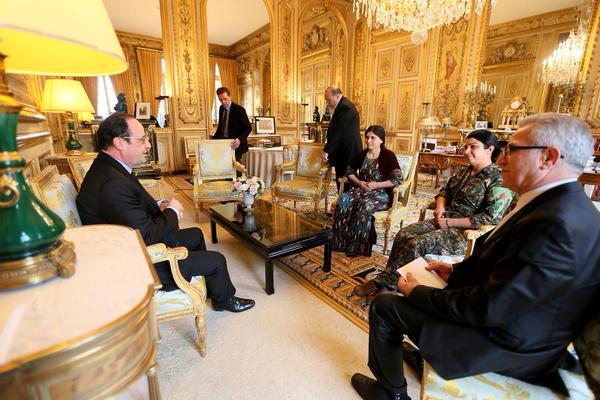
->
[102, 0, 269, 45]
[102, 0, 577, 42]
[489, 0, 580, 25]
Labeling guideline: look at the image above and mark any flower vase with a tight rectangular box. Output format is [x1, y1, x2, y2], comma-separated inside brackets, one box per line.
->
[243, 192, 255, 210]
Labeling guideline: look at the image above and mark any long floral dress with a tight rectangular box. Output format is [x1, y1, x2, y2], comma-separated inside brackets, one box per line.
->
[331, 157, 403, 256]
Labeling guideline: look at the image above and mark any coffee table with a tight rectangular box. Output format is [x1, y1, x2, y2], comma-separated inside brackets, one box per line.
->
[209, 199, 331, 294]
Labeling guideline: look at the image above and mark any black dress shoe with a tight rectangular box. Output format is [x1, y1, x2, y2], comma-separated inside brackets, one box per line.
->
[402, 341, 424, 381]
[350, 373, 411, 400]
[212, 297, 255, 313]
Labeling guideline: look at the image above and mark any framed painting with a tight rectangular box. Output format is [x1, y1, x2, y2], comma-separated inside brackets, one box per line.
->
[255, 116, 276, 135]
[135, 102, 151, 120]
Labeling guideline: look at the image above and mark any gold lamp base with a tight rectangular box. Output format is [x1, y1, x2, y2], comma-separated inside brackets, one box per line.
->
[0, 239, 76, 290]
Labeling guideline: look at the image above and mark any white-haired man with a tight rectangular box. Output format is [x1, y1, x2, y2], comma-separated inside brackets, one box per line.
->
[351, 113, 600, 399]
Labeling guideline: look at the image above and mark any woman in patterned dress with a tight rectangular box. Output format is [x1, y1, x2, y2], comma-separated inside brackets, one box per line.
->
[354, 129, 505, 296]
[331, 125, 403, 257]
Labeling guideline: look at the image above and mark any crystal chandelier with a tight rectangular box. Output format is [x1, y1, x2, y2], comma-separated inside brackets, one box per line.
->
[353, 0, 497, 44]
[541, 28, 587, 86]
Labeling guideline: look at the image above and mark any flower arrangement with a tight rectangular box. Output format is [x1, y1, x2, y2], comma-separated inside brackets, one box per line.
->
[231, 175, 265, 197]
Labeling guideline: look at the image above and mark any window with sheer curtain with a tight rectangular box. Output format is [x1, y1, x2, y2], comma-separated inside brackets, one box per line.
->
[211, 63, 222, 124]
[96, 76, 117, 118]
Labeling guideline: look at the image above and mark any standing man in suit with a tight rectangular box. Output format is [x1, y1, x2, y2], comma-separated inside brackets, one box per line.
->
[321, 86, 362, 191]
[77, 112, 255, 313]
[351, 113, 600, 400]
[213, 86, 252, 162]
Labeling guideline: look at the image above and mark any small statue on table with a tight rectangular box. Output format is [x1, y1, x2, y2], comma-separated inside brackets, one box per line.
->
[322, 106, 331, 122]
[114, 92, 128, 113]
[312, 106, 320, 123]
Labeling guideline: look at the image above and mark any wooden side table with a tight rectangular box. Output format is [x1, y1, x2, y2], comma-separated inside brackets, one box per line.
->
[413, 152, 468, 193]
[0, 225, 162, 399]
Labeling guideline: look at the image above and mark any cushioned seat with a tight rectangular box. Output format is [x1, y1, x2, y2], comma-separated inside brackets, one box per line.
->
[195, 180, 239, 199]
[271, 176, 322, 198]
[32, 166, 208, 357]
[423, 364, 592, 399]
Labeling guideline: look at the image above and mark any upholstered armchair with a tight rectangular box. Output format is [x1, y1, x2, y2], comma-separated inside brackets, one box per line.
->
[193, 139, 246, 219]
[31, 166, 208, 356]
[336, 150, 419, 254]
[272, 142, 332, 214]
[67, 152, 164, 199]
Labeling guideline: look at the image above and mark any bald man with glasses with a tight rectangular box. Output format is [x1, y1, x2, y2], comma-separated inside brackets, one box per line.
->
[77, 112, 255, 313]
[351, 113, 600, 399]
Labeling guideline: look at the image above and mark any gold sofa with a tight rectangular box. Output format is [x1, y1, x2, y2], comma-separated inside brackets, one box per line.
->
[193, 139, 246, 219]
[337, 150, 419, 254]
[31, 166, 208, 356]
[272, 142, 332, 214]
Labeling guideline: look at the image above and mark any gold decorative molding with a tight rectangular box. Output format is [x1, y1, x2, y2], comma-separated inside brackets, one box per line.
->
[231, 24, 270, 57]
[577, 0, 600, 131]
[208, 43, 233, 57]
[116, 31, 163, 50]
[302, 23, 331, 55]
[488, 7, 578, 39]
[484, 36, 538, 67]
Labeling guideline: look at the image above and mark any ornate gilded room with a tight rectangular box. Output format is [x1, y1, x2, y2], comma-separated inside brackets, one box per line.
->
[1, 0, 600, 399]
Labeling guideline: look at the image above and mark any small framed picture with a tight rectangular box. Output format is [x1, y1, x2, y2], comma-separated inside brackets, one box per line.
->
[474, 120, 489, 129]
[135, 102, 151, 120]
[255, 116, 276, 135]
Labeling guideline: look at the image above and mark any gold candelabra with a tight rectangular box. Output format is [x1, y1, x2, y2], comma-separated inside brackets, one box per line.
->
[464, 81, 496, 126]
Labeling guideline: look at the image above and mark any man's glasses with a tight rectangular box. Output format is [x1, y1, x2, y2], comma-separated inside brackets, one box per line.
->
[121, 135, 150, 143]
[500, 144, 563, 158]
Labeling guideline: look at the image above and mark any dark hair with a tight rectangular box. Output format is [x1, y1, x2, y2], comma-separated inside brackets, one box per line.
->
[97, 112, 135, 150]
[466, 129, 500, 162]
[216, 87, 230, 96]
[365, 125, 386, 149]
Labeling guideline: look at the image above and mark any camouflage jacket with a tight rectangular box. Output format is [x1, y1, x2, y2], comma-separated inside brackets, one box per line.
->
[436, 163, 503, 227]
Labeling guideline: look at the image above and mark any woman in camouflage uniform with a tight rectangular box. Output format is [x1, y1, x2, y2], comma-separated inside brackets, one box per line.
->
[331, 125, 403, 257]
[354, 129, 504, 296]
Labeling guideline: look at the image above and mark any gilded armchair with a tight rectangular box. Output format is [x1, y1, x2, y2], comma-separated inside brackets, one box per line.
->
[193, 139, 246, 219]
[419, 186, 513, 260]
[67, 152, 164, 199]
[31, 166, 208, 356]
[272, 142, 332, 214]
[337, 150, 419, 254]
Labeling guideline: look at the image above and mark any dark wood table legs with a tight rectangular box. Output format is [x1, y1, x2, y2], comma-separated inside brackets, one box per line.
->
[323, 241, 331, 272]
[210, 220, 218, 244]
[265, 259, 274, 295]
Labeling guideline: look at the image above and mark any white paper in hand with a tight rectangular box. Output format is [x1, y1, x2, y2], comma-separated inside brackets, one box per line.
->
[397, 257, 447, 289]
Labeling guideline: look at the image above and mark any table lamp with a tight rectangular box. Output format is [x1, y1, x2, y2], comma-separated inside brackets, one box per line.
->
[0, 0, 127, 290]
[41, 79, 95, 155]
[418, 102, 441, 151]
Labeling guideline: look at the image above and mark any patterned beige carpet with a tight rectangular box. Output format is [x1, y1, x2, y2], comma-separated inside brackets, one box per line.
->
[164, 173, 441, 329]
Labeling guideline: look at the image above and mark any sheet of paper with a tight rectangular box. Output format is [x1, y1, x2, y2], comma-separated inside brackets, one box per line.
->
[397, 257, 447, 289]
[0, 303, 26, 365]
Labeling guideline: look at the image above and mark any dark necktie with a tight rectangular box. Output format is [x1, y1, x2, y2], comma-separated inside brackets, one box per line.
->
[222, 107, 229, 138]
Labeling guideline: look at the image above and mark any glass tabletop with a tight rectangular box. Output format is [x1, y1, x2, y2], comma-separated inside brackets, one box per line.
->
[209, 199, 328, 248]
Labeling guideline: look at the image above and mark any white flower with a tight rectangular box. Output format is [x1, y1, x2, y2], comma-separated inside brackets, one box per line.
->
[240, 183, 249, 192]
[249, 186, 258, 195]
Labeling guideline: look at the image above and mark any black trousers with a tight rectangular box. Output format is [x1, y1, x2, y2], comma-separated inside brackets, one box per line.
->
[154, 227, 236, 303]
[368, 294, 427, 395]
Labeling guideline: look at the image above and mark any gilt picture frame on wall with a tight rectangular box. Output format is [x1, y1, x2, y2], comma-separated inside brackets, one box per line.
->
[135, 102, 151, 120]
[255, 116, 276, 135]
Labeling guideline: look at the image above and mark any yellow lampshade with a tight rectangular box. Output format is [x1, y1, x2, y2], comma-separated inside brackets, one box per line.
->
[0, 0, 127, 76]
[41, 79, 95, 113]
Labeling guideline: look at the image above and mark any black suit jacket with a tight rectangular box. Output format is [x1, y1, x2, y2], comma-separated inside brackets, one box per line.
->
[76, 152, 179, 246]
[323, 96, 362, 170]
[213, 102, 252, 159]
[409, 182, 600, 382]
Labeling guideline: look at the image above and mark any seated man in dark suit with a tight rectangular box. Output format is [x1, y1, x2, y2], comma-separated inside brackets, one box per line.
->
[351, 113, 600, 400]
[76, 112, 254, 313]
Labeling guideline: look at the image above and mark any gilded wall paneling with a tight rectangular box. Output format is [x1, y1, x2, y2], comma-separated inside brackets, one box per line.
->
[315, 63, 330, 90]
[275, 0, 295, 126]
[334, 25, 346, 88]
[351, 17, 370, 128]
[487, 7, 578, 39]
[392, 137, 412, 152]
[396, 82, 416, 131]
[374, 84, 391, 128]
[303, 66, 314, 92]
[400, 46, 419, 77]
[376, 49, 395, 81]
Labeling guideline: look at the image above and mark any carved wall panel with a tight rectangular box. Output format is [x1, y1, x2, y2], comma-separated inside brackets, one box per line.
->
[352, 18, 370, 128]
[315, 63, 330, 89]
[577, 1, 600, 134]
[374, 84, 391, 127]
[376, 49, 394, 81]
[276, 0, 295, 126]
[400, 46, 419, 77]
[396, 82, 416, 131]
